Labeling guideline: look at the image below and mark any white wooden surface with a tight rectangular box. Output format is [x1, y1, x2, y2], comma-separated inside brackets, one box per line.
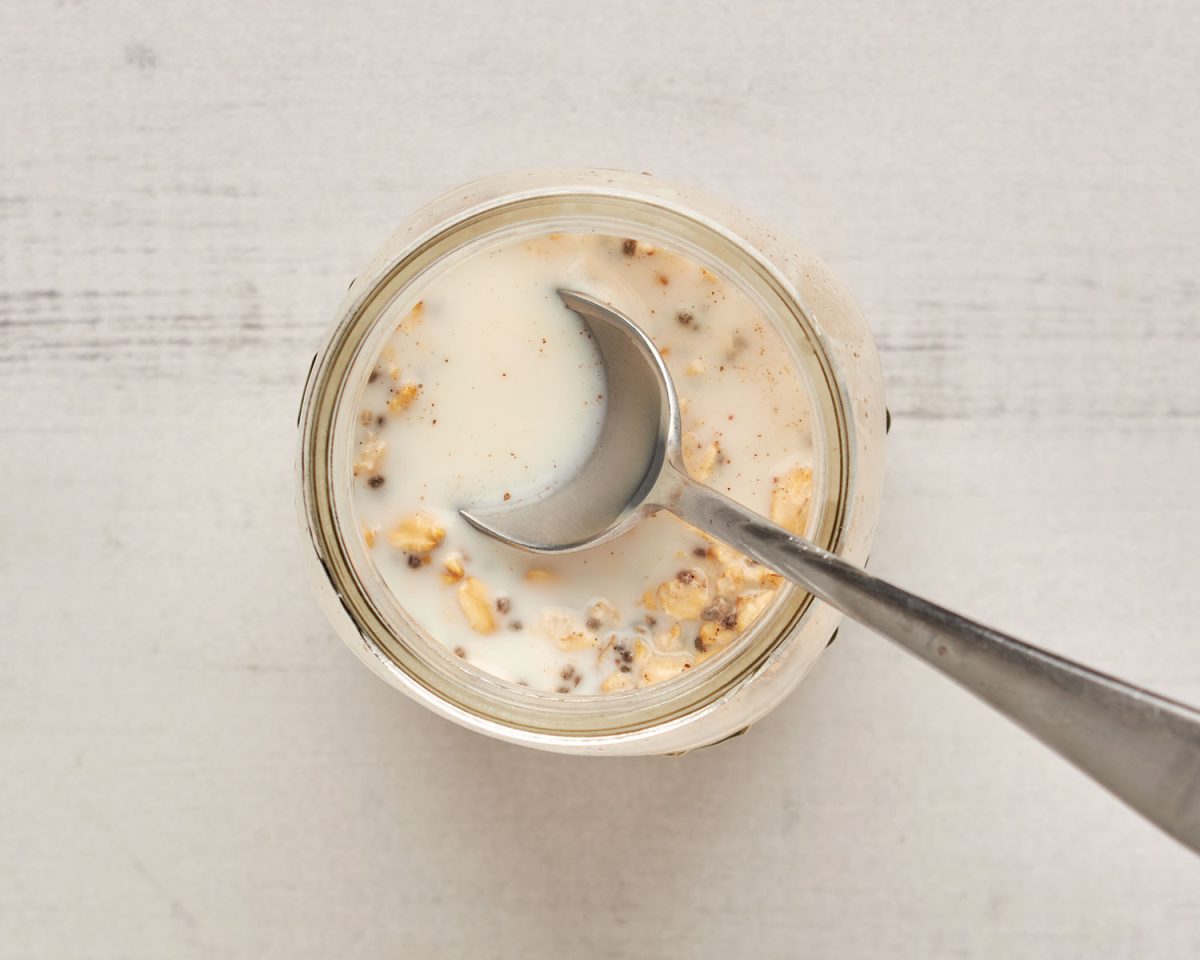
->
[3, 1, 1198, 956]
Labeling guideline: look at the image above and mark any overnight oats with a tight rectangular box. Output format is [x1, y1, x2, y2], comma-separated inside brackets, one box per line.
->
[349, 232, 817, 695]
[298, 170, 886, 754]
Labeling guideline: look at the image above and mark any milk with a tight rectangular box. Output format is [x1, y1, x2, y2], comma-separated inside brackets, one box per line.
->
[348, 233, 815, 694]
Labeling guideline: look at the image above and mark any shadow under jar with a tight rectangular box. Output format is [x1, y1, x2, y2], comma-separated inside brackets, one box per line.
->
[296, 169, 886, 756]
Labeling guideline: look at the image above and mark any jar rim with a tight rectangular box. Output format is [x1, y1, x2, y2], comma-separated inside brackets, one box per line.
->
[297, 169, 880, 752]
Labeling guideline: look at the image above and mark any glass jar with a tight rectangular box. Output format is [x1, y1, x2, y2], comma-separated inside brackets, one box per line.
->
[296, 169, 886, 756]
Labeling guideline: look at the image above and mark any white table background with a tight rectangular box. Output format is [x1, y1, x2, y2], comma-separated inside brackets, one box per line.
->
[3, 1, 1198, 956]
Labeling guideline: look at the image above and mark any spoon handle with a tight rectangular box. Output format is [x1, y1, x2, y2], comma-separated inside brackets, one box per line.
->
[665, 468, 1200, 854]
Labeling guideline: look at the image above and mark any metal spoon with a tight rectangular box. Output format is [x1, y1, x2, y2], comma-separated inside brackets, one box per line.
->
[462, 289, 1200, 854]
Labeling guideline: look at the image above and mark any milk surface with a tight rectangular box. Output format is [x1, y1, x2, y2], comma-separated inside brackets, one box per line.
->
[348, 233, 815, 694]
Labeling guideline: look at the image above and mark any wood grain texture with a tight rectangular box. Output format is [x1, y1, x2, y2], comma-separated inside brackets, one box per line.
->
[2, 1, 1198, 957]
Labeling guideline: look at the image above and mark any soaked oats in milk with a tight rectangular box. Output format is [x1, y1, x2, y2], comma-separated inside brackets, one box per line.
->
[350, 232, 815, 694]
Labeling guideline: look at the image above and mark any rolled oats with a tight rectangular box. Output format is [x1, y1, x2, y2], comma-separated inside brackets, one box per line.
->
[388, 382, 422, 412]
[441, 553, 466, 584]
[352, 434, 387, 476]
[457, 577, 496, 634]
[388, 514, 445, 554]
[682, 433, 720, 482]
[771, 466, 814, 535]
[601, 672, 635, 693]
[638, 655, 692, 688]
[540, 608, 595, 651]
[656, 567, 710, 619]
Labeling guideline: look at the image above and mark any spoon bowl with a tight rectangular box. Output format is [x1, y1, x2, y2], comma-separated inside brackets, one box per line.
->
[461, 289, 684, 552]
